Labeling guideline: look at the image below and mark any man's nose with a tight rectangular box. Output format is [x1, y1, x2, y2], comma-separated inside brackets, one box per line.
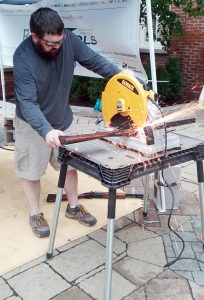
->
[54, 43, 61, 49]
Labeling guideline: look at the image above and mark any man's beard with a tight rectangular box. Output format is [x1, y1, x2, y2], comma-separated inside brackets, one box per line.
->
[35, 41, 61, 60]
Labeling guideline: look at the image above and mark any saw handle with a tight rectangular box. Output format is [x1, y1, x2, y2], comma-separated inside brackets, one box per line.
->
[59, 129, 133, 145]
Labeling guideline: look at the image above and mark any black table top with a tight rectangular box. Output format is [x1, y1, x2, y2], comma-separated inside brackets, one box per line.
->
[58, 133, 204, 188]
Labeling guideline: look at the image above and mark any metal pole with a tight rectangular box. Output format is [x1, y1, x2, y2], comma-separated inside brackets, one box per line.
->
[143, 174, 149, 216]
[146, 0, 167, 210]
[196, 160, 204, 247]
[146, 0, 157, 93]
[0, 39, 6, 116]
[104, 188, 116, 300]
[47, 163, 68, 259]
[144, 0, 160, 216]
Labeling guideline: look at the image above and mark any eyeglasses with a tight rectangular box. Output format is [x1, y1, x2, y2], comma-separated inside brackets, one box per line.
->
[40, 33, 66, 47]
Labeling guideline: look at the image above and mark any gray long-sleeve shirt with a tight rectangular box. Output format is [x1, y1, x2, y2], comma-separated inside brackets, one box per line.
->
[13, 29, 120, 138]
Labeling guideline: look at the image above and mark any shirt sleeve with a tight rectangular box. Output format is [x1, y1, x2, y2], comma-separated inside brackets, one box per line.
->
[13, 53, 53, 138]
[69, 31, 121, 79]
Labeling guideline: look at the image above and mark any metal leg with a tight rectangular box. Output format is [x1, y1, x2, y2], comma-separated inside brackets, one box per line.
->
[104, 188, 116, 300]
[156, 171, 166, 212]
[143, 175, 149, 217]
[47, 163, 68, 259]
[196, 161, 204, 247]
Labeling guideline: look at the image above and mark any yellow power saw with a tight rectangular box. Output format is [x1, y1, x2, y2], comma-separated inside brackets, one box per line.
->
[60, 74, 195, 154]
[101, 73, 154, 129]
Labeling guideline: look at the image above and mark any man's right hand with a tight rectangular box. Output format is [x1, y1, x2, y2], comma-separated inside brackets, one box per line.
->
[45, 129, 65, 148]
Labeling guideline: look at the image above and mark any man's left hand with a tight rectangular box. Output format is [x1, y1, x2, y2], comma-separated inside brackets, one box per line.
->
[45, 129, 65, 148]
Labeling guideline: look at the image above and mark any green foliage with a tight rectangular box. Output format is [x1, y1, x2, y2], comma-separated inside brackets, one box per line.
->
[144, 57, 182, 101]
[176, 0, 204, 17]
[69, 76, 107, 102]
[140, 0, 204, 51]
[69, 76, 89, 100]
[86, 77, 107, 101]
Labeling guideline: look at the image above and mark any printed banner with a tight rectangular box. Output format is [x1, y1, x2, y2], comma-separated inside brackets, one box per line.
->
[0, 0, 147, 80]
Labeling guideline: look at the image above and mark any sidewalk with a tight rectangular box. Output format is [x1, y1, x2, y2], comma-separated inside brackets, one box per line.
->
[0, 103, 204, 299]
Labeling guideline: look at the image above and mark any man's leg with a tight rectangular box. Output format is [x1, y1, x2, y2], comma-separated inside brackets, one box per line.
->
[63, 169, 78, 205]
[21, 178, 41, 214]
[64, 169, 97, 227]
[21, 177, 50, 238]
[14, 117, 51, 238]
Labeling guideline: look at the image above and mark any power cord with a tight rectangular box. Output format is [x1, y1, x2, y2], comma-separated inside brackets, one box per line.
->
[162, 177, 204, 267]
[161, 176, 185, 267]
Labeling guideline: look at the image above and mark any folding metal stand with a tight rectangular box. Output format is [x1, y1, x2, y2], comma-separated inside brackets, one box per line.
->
[47, 163, 118, 300]
[47, 136, 204, 300]
[47, 163, 68, 260]
[197, 160, 204, 245]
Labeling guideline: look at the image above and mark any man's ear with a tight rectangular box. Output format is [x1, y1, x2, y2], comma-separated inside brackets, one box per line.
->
[31, 32, 38, 43]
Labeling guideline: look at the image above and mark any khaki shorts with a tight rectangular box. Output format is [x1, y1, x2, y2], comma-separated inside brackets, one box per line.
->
[14, 117, 76, 181]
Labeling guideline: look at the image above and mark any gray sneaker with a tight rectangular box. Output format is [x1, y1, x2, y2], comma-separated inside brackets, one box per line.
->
[29, 213, 50, 238]
[65, 204, 97, 227]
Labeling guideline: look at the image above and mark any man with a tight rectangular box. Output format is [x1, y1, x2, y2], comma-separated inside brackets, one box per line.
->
[13, 7, 120, 238]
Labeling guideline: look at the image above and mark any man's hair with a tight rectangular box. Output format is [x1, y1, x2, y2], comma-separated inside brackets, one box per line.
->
[30, 7, 64, 38]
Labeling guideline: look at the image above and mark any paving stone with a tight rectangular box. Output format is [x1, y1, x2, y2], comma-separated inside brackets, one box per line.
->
[181, 181, 198, 193]
[88, 228, 126, 255]
[155, 214, 169, 228]
[146, 199, 157, 211]
[123, 286, 146, 300]
[191, 241, 204, 252]
[189, 281, 204, 300]
[157, 269, 183, 279]
[172, 241, 195, 258]
[127, 236, 166, 267]
[147, 227, 170, 236]
[51, 286, 92, 300]
[199, 263, 204, 272]
[113, 216, 133, 231]
[2, 255, 46, 280]
[159, 215, 189, 229]
[169, 257, 200, 271]
[170, 230, 198, 242]
[180, 190, 199, 204]
[176, 270, 194, 281]
[195, 252, 204, 271]
[142, 210, 160, 228]
[79, 269, 136, 300]
[181, 162, 197, 175]
[115, 223, 157, 244]
[182, 172, 198, 182]
[127, 208, 143, 223]
[157, 208, 181, 216]
[145, 278, 192, 300]
[48, 240, 106, 282]
[163, 234, 172, 247]
[190, 215, 201, 225]
[6, 297, 21, 300]
[165, 246, 176, 258]
[8, 264, 70, 300]
[179, 204, 201, 215]
[113, 257, 163, 287]
[0, 277, 13, 300]
[194, 190, 200, 201]
[176, 220, 194, 232]
[102, 216, 132, 232]
[57, 236, 89, 253]
[192, 271, 204, 286]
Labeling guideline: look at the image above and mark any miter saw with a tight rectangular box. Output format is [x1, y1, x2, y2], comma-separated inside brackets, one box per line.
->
[100, 73, 180, 155]
[60, 73, 195, 156]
